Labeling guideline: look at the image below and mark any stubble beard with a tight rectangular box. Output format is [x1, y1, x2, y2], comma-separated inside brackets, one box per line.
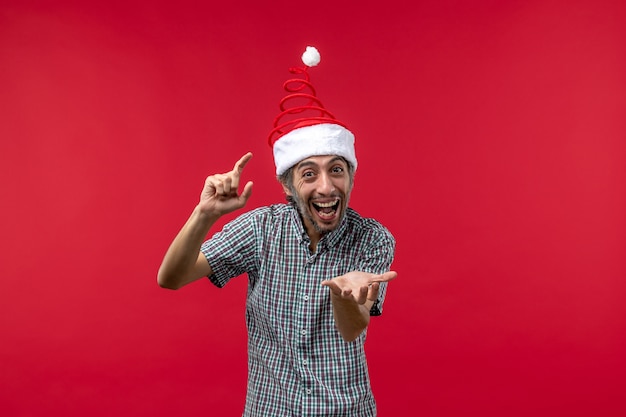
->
[289, 188, 350, 237]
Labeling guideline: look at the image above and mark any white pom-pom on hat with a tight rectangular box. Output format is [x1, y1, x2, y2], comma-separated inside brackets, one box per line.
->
[301, 46, 321, 67]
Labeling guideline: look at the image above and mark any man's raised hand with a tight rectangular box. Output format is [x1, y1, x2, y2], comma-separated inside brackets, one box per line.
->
[199, 152, 254, 217]
[321, 271, 397, 305]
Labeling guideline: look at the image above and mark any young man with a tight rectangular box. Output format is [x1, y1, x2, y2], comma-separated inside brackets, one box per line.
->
[157, 47, 396, 416]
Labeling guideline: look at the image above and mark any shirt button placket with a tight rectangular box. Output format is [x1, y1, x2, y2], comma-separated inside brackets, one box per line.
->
[300, 292, 310, 397]
[299, 265, 314, 412]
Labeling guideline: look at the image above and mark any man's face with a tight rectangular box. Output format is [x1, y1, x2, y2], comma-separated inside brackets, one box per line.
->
[283, 155, 353, 241]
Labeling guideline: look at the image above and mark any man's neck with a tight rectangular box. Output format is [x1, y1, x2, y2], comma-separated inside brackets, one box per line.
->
[306, 227, 322, 253]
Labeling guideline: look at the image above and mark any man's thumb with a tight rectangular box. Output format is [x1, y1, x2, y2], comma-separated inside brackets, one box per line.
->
[240, 181, 253, 202]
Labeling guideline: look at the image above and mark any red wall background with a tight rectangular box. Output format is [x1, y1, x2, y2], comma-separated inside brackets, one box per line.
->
[1, 1, 625, 416]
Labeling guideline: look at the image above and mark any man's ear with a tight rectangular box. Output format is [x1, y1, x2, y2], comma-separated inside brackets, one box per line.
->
[281, 182, 292, 196]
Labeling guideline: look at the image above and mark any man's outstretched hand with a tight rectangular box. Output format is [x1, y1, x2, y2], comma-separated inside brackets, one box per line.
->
[199, 152, 254, 217]
[321, 271, 397, 305]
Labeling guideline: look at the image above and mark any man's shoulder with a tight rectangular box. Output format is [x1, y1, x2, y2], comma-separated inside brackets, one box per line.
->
[233, 203, 295, 226]
[242, 203, 293, 218]
[345, 207, 390, 230]
[344, 208, 395, 242]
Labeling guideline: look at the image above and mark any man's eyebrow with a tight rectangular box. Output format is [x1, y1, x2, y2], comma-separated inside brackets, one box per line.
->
[296, 161, 318, 172]
[296, 160, 318, 170]
[296, 157, 347, 170]
[328, 156, 347, 165]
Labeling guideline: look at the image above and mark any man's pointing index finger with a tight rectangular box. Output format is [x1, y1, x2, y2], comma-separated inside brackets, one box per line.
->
[234, 152, 253, 174]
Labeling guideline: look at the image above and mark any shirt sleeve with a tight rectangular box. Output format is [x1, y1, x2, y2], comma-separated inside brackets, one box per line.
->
[200, 211, 258, 288]
[356, 223, 396, 316]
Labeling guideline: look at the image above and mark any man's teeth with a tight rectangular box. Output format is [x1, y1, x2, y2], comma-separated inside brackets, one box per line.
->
[314, 200, 339, 208]
[313, 200, 339, 219]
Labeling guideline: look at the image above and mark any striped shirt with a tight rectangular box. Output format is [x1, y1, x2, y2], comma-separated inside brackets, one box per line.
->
[201, 204, 395, 417]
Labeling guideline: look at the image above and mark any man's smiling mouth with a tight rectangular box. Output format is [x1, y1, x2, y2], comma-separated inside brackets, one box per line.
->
[312, 199, 340, 219]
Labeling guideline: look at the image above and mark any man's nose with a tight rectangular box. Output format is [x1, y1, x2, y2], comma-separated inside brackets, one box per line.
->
[317, 172, 335, 195]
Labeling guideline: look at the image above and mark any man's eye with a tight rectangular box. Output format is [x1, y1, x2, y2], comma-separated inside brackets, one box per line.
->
[303, 171, 315, 178]
[331, 166, 344, 173]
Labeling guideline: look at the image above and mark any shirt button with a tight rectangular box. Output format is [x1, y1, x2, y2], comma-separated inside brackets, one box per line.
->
[301, 329, 307, 336]
[303, 295, 309, 301]
[302, 359, 308, 365]
[305, 389, 312, 395]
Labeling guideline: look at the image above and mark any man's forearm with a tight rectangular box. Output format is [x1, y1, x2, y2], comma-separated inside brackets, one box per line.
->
[329, 294, 373, 342]
[157, 205, 218, 289]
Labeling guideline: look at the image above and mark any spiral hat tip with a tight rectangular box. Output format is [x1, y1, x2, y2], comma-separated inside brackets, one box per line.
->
[268, 46, 357, 176]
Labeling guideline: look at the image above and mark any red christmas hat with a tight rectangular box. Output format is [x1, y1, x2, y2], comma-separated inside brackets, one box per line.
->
[269, 46, 357, 176]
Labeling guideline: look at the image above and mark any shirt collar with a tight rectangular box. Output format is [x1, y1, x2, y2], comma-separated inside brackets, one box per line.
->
[323, 212, 349, 249]
[289, 204, 349, 250]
